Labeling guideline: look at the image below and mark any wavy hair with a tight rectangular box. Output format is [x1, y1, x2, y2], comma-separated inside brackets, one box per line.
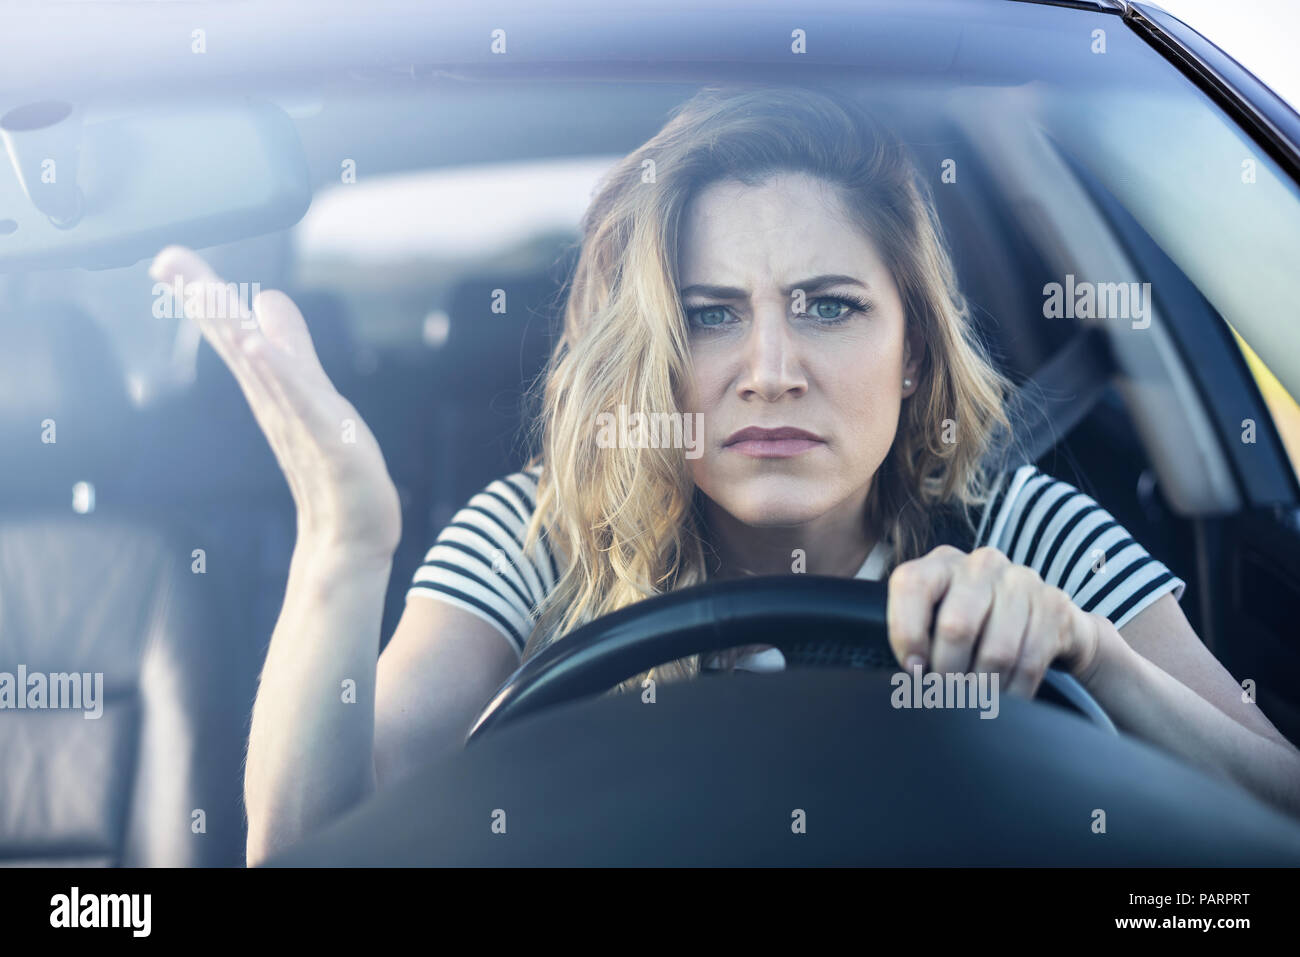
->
[516, 83, 1011, 694]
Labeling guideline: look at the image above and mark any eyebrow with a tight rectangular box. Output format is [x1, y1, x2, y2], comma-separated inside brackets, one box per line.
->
[678, 274, 869, 299]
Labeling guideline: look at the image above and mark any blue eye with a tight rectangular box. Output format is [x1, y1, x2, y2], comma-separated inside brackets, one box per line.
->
[685, 294, 873, 331]
[812, 299, 850, 320]
[806, 295, 873, 324]
[686, 305, 733, 329]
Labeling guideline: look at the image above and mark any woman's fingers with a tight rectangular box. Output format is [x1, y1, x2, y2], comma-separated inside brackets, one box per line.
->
[239, 332, 337, 454]
[887, 545, 962, 671]
[149, 245, 402, 552]
[150, 244, 217, 294]
[149, 246, 322, 509]
[1005, 586, 1074, 698]
[887, 542, 1106, 707]
[150, 245, 265, 389]
[890, 545, 1065, 700]
[151, 246, 328, 393]
[151, 244, 248, 333]
[251, 288, 324, 367]
[929, 548, 1004, 674]
[973, 564, 1033, 691]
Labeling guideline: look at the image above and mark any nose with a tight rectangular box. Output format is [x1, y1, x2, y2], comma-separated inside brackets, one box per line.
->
[736, 300, 807, 401]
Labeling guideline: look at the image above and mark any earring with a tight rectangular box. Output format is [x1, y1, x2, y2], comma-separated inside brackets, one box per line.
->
[903, 378, 913, 389]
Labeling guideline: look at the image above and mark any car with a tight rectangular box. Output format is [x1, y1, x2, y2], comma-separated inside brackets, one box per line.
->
[2, 0, 1300, 867]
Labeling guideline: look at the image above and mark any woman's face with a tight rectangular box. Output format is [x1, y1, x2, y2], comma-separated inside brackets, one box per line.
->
[678, 172, 921, 529]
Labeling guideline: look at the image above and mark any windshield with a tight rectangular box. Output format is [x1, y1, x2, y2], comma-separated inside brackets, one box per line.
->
[6, 0, 1300, 880]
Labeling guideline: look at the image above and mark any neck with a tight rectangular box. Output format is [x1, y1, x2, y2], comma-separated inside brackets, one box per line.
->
[699, 490, 875, 580]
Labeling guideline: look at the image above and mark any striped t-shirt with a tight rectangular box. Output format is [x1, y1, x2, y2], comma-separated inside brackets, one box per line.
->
[406, 463, 1186, 668]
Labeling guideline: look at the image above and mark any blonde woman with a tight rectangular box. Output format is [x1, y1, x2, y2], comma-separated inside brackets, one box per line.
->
[151, 85, 1300, 866]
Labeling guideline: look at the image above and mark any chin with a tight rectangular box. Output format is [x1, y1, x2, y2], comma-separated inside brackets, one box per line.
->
[707, 473, 838, 527]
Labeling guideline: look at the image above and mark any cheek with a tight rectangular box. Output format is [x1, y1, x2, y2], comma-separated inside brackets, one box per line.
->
[679, 357, 726, 426]
[838, 375, 901, 445]
[680, 366, 715, 483]
[827, 341, 906, 459]
[826, 324, 902, 391]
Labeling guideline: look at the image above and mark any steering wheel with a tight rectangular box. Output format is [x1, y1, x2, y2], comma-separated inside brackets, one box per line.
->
[465, 575, 1116, 744]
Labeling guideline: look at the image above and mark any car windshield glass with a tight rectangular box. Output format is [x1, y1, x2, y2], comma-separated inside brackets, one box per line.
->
[10, 0, 1300, 876]
[6, 3, 1299, 400]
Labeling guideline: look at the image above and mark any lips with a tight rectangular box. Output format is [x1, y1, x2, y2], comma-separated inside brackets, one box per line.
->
[724, 426, 824, 446]
[723, 426, 826, 459]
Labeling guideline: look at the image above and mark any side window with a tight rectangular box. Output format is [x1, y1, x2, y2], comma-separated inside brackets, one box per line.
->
[1229, 325, 1300, 484]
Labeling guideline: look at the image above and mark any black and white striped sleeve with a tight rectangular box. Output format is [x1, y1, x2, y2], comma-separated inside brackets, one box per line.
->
[980, 464, 1186, 631]
[405, 465, 558, 659]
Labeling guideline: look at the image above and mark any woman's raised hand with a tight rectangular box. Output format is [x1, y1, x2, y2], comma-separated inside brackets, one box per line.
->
[150, 246, 402, 557]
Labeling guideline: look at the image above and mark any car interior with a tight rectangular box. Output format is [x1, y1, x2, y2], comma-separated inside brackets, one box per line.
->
[3, 35, 1300, 864]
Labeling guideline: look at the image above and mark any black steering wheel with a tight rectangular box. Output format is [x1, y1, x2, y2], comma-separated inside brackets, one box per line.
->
[465, 575, 1116, 744]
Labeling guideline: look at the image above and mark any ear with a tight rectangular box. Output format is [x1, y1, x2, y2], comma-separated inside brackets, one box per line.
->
[901, 322, 924, 398]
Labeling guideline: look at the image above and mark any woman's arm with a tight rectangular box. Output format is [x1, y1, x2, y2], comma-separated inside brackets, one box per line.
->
[1080, 593, 1300, 817]
[243, 541, 390, 867]
[147, 246, 409, 865]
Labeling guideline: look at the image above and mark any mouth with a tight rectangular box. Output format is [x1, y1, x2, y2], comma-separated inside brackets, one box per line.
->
[723, 426, 826, 459]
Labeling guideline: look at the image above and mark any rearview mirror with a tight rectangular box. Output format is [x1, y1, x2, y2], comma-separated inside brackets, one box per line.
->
[0, 98, 311, 272]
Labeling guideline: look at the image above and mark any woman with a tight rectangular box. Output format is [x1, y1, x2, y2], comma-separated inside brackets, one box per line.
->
[151, 85, 1300, 866]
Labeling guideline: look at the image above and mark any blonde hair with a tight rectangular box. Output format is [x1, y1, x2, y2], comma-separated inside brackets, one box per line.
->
[517, 83, 1011, 693]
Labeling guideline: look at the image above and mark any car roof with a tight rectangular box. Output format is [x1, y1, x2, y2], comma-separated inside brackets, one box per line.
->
[2, 0, 1151, 102]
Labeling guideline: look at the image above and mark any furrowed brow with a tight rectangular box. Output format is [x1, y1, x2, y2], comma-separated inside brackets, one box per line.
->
[679, 274, 868, 299]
